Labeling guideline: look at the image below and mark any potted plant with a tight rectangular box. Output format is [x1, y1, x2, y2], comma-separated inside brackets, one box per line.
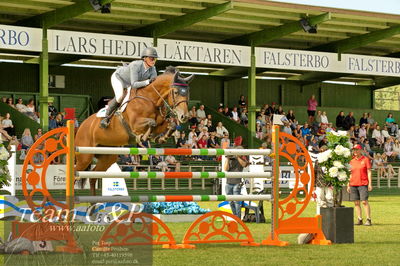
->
[316, 131, 354, 243]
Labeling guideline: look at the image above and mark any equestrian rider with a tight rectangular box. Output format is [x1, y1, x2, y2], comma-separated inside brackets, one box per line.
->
[100, 47, 158, 128]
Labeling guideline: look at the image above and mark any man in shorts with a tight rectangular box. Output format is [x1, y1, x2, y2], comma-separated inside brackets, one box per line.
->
[347, 144, 373, 226]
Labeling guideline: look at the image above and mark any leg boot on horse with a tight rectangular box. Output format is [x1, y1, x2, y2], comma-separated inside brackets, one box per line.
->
[100, 98, 120, 128]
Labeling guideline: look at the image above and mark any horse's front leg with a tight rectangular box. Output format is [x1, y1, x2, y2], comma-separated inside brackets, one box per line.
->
[153, 120, 177, 143]
[135, 118, 157, 143]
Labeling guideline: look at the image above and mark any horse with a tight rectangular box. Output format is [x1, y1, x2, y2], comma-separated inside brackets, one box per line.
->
[75, 66, 193, 195]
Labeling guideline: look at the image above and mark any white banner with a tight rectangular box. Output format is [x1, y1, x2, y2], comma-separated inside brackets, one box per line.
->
[1, 24, 399, 76]
[0, 24, 42, 52]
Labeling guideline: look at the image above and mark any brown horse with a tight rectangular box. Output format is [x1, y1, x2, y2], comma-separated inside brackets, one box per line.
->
[75, 67, 193, 195]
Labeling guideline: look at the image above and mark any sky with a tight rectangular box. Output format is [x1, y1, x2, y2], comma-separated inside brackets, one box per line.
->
[270, 0, 400, 15]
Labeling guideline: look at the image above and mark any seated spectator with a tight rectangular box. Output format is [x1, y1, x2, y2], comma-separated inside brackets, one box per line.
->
[197, 134, 208, 148]
[256, 122, 263, 139]
[188, 126, 197, 142]
[393, 139, 400, 160]
[0, 124, 12, 142]
[282, 122, 292, 135]
[315, 110, 322, 126]
[172, 130, 181, 144]
[300, 123, 312, 143]
[316, 123, 326, 140]
[270, 102, 277, 114]
[7, 98, 15, 109]
[363, 138, 374, 158]
[119, 154, 134, 171]
[49, 115, 57, 130]
[34, 128, 43, 141]
[208, 132, 220, 148]
[221, 107, 230, 117]
[7, 135, 19, 151]
[372, 153, 387, 178]
[206, 120, 216, 133]
[381, 153, 396, 179]
[358, 124, 367, 139]
[25, 99, 39, 121]
[344, 112, 355, 130]
[230, 106, 240, 123]
[48, 102, 58, 117]
[385, 113, 398, 136]
[1, 113, 15, 137]
[176, 131, 189, 148]
[276, 105, 284, 115]
[196, 104, 206, 122]
[15, 98, 27, 113]
[220, 132, 230, 148]
[320, 111, 329, 124]
[286, 110, 297, 129]
[262, 122, 272, 144]
[204, 114, 213, 126]
[371, 125, 384, 148]
[293, 124, 302, 139]
[359, 113, 368, 130]
[381, 126, 390, 140]
[197, 119, 206, 132]
[20, 128, 34, 150]
[309, 136, 320, 153]
[367, 113, 375, 132]
[188, 135, 199, 149]
[383, 137, 394, 160]
[152, 155, 169, 171]
[240, 107, 248, 126]
[165, 155, 181, 171]
[55, 113, 65, 128]
[217, 104, 224, 113]
[215, 122, 229, 138]
[336, 111, 346, 130]
[198, 127, 209, 140]
[188, 106, 198, 126]
[238, 95, 246, 110]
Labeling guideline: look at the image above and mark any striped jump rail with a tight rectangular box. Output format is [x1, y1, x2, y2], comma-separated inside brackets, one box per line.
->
[76, 194, 272, 203]
[75, 147, 272, 156]
[75, 171, 272, 179]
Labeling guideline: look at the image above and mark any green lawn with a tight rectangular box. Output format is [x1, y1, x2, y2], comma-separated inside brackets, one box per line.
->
[1, 188, 400, 266]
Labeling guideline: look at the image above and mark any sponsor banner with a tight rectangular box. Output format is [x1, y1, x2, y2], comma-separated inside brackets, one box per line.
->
[47, 29, 250, 66]
[0, 24, 42, 52]
[14, 164, 90, 190]
[256, 47, 400, 77]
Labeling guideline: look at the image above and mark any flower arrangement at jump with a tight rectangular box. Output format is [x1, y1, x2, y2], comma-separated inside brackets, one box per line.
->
[143, 202, 210, 215]
[0, 144, 11, 190]
[317, 131, 352, 207]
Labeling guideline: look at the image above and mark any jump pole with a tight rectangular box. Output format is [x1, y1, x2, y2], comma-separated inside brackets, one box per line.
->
[66, 120, 75, 212]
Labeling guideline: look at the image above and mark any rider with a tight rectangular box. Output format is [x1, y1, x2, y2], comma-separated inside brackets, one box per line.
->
[100, 47, 158, 128]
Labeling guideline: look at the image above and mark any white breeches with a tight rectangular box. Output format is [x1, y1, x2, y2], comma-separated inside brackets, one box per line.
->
[111, 72, 125, 103]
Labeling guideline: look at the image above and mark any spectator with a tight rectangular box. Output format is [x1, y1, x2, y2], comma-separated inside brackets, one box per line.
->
[197, 119, 206, 132]
[165, 155, 181, 171]
[367, 113, 375, 132]
[217, 104, 224, 113]
[188, 126, 197, 142]
[286, 109, 297, 128]
[1, 113, 15, 137]
[25, 99, 38, 121]
[204, 114, 213, 126]
[119, 154, 135, 171]
[198, 127, 209, 140]
[300, 122, 312, 143]
[7, 135, 19, 151]
[359, 113, 368, 129]
[372, 153, 386, 179]
[256, 122, 263, 139]
[216, 122, 229, 138]
[238, 95, 246, 110]
[393, 139, 400, 160]
[197, 134, 208, 149]
[320, 111, 329, 124]
[222, 107, 230, 117]
[383, 138, 395, 160]
[307, 95, 318, 124]
[0, 124, 12, 142]
[20, 128, 34, 150]
[15, 98, 27, 113]
[358, 123, 367, 138]
[230, 106, 240, 123]
[381, 126, 390, 140]
[221, 132, 230, 148]
[282, 122, 292, 135]
[196, 104, 206, 122]
[206, 120, 216, 133]
[336, 111, 346, 130]
[315, 110, 322, 126]
[152, 155, 169, 172]
[344, 112, 355, 130]
[49, 115, 57, 130]
[381, 153, 396, 179]
[34, 128, 43, 141]
[276, 105, 284, 115]
[6, 98, 15, 109]
[189, 106, 198, 126]
[270, 102, 278, 114]
[385, 113, 398, 136]
[372, 125, 384, 148]
[176, 131, 189, 148]
[1, 97, 6, 104]
[48, 102, 58, 118]
[188, 135, 199, 149]
[55, 113, 65, 128]
[208, 132, 220, 148]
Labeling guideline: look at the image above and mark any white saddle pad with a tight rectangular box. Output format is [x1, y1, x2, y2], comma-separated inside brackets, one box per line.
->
[96, 87, 131, 118]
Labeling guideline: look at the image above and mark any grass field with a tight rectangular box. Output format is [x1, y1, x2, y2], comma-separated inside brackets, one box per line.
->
[1, 188, 400, 266]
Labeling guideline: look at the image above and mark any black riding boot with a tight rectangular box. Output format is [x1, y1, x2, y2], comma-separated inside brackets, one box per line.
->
[100, 98, 120, 128]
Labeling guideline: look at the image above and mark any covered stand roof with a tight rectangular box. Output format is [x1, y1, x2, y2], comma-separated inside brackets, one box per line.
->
[0, 0, 399, 87]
